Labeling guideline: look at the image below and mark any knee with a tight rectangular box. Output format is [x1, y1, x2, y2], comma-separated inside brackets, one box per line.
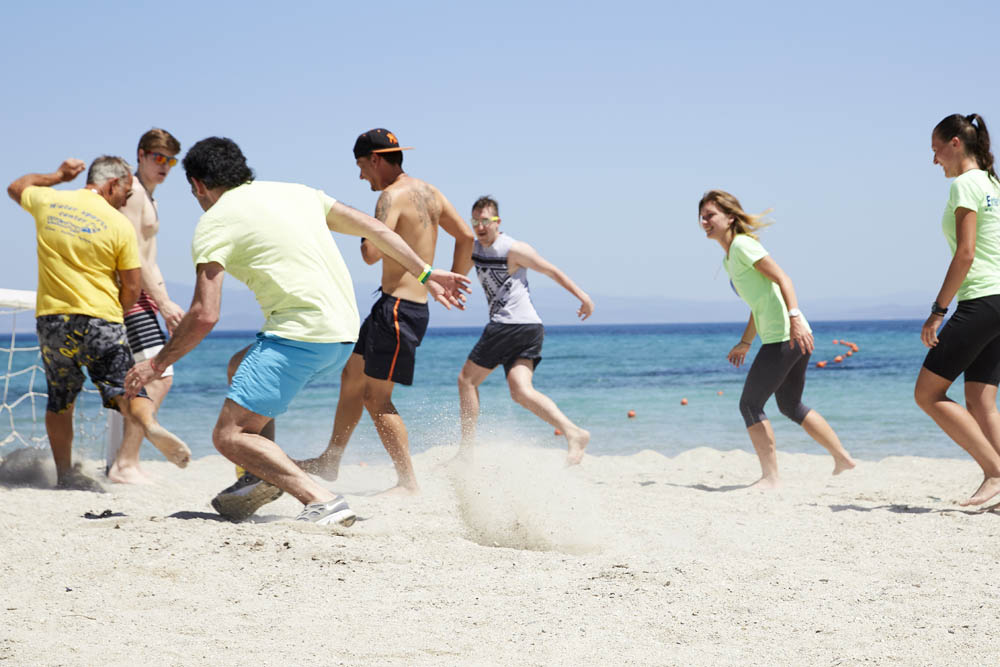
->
[914, 383, 936, 413]
[967, 397, 996, 421]
[363, 389, 391, 416]
[509, 383, 530, 406]
[775, 396, 804, 422]
[738, 395, 764, 426]
[212, 425, 238, 459]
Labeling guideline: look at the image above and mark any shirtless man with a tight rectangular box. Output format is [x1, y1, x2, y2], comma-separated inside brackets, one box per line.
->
[107, 128, 186, 484]
[300, 128, 475, 493]
[457, 196, 593, 464]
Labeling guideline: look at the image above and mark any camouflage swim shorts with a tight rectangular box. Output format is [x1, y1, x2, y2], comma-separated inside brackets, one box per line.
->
[36, 314, 146, 413]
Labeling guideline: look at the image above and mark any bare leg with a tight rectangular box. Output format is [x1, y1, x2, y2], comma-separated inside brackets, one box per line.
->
[915, 368, 1000, 505]
[965, 381, 1000, 459]
[457, 360, 493, 457]
[109, 375, 173, 484]
[364, 377, 418, 494]
[213, 399, 334, 505]
[46, 404, 102, 491]
[746, 420, 781, 489]
[298, 353, 366, 481]
[45, 406, 75, 480]
[116, 395, 191, 468]
[506, 360, 590, 465]
[799, 410, 856, 474]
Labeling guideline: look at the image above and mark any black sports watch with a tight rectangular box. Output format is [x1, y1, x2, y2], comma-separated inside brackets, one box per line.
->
[931, 302, 948, 316]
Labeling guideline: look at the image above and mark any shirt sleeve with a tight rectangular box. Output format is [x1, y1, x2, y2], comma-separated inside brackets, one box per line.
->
[116, 215, 141, 271]
[731, 235, 768, 270]
[191, 216, 234, 269]
[949, 175, 983, 213]
[19, 186, 44, 213]
[316, 189, 338, 216]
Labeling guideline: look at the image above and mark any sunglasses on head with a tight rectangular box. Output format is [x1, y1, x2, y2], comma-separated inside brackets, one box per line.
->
[147, 151, 178, 167]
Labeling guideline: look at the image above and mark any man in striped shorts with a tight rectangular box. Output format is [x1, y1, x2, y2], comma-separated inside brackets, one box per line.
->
[107, 129, 186, 484]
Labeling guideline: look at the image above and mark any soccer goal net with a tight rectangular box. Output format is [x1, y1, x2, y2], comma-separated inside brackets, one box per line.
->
[0, 288, 106, 455]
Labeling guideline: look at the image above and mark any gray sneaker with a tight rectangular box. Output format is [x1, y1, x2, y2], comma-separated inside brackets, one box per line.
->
[295, 495, 356, 526]
[211, 472, 284, 522]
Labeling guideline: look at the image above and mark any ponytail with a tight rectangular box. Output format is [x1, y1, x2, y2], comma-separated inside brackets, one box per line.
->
[934, 113, 999, 184]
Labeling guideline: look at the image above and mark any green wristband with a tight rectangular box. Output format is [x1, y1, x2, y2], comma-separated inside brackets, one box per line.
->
[417, 264, 432, 284]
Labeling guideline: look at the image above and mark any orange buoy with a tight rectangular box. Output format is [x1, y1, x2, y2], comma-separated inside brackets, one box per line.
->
[832, 339, 839, 345]
[627, 410, 636, 419]
[850, 344, 859, 352]
[834, 355, 843, 363]
[717, 390, 724, 396]
[554, 428, 562, 436]
[816, 360, 828, 368]
[680, 398, 688, 406]
[359, 461, 368, 467]
[846, 350, 853, 357]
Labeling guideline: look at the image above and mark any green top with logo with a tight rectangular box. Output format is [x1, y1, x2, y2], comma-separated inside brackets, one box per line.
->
[942, 169, 1000, 302]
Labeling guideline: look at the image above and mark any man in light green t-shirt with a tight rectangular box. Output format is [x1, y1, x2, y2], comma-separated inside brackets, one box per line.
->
[125, 137, 470, 525]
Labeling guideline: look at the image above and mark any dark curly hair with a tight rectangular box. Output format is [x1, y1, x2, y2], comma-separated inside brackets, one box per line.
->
[182, 137, 254, 190]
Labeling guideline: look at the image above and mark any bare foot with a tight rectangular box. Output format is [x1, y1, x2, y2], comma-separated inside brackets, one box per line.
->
[565, 427, 590, 466]
[144, 424, 191, 468]
[377, 483, 420, 497]
[750, 476, 781, 490]
[959, 476, 1000, 506]
[297, 451, 343, 481]
[833, 456, 857, 475]
[107, 461, 153, 485]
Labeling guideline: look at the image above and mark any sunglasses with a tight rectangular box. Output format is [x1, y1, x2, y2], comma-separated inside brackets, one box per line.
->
[470, 216, 499, 227]
[147, 151, 178, 167]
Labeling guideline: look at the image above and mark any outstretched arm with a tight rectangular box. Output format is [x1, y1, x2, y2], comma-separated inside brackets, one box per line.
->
[437, 197, 475, 275]
[752, 255, 813, 354]
[326, 201, 470, 309]
[923, 207, 976, 348]
[508, 241, 594, 320]
[7, 159, 85, 203]
[124, 262, 224, 398]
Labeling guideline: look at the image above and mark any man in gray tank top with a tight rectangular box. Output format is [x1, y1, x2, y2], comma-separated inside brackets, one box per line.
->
[457, 196, 594, 464]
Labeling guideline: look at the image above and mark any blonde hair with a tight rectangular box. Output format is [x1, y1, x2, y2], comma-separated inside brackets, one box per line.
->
[698, 189, 772, 240]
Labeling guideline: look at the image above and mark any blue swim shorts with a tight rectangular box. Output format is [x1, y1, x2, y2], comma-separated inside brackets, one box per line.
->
[228, 333, 353, 418]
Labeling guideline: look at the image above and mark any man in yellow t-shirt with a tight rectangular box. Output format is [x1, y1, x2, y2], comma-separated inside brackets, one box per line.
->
[7, 157, 191, 492]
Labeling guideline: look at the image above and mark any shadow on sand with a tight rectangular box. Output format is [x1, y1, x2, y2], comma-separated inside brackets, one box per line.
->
[828, 503, 999, 516]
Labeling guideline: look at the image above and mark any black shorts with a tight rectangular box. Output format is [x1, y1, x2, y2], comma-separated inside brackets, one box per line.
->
[923, 294, 1000, 385]
[468, 322, 544, 376]
[36, 314, 147, 413]
[353, 293, 429, 386]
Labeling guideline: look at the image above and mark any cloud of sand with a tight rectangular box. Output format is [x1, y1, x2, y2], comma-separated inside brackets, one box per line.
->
[0, 446, 56, 488]
[447, 444, 607, 555]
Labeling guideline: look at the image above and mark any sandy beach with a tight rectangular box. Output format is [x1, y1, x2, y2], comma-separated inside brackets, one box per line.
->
[2, 444, 999, 666]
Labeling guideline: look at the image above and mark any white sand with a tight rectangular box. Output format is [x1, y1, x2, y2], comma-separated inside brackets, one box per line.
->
[2, 444, 999, 666]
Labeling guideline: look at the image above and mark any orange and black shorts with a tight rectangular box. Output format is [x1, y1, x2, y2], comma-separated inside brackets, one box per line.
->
[354, 293, 429, 386]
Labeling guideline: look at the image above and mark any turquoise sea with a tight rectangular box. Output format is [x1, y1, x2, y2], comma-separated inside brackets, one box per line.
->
[0, 320, 978, 465]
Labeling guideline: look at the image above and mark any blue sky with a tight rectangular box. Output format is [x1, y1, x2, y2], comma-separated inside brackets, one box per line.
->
[2, 1, 998, 326]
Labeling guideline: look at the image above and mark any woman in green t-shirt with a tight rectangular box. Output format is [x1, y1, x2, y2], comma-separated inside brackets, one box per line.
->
[699, 190, 856, 489]
[916, 113, 1000, 507]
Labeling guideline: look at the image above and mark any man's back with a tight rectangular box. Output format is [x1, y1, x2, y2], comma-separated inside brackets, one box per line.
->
[376, 174, 451, 303]
[191, 180, 360, 343]
[21, 186, 138, 322]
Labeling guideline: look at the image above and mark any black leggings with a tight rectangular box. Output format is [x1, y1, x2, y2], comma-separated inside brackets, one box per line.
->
[739, 342, 812, 428]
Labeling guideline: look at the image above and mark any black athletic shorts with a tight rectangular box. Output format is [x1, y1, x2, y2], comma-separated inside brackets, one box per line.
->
[468, 322, 544, 376]
[353, 293, 429, 386]
[739, 341, 811, 428]
[923, 294, 1000, 385]
[36, 314, 146, 413]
